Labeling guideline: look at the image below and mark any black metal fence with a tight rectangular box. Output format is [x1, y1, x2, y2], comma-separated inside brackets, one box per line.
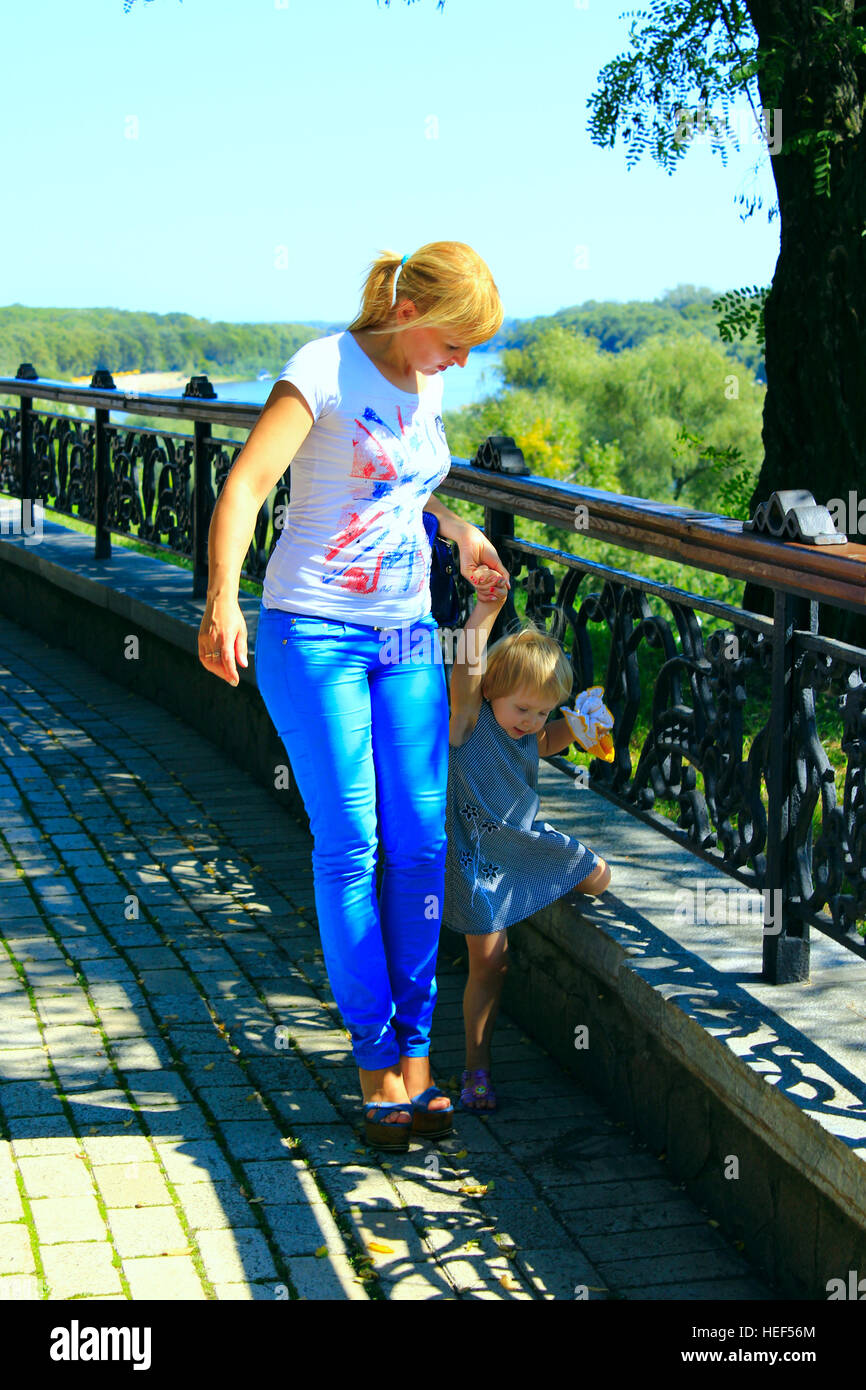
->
[2, 366, 865, 983]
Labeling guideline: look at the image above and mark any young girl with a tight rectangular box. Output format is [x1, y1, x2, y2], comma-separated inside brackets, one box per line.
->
[443, 573, 611, 1111]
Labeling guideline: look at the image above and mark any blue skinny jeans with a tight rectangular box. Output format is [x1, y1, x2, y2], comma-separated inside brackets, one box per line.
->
[254, 605, 449, 1070]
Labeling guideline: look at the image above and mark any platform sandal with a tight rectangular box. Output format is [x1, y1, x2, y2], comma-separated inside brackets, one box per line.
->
[410, 1086, 454, 1139]
[460, 1068, 497, 1111]
[363, 1100, 413, 1152]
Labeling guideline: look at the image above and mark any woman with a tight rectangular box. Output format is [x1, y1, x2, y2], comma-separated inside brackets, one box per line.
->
[198, 241, 508, 1150]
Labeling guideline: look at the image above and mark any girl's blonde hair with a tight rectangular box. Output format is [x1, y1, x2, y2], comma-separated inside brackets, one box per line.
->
[482, 622, 574, 707]
[346, 241, 503, 346]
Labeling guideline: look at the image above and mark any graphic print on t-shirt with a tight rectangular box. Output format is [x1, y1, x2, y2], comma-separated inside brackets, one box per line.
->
[321, 404, 449, 596]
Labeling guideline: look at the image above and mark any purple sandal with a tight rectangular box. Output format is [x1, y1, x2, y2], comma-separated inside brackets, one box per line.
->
[460, 1068, 497, 1111]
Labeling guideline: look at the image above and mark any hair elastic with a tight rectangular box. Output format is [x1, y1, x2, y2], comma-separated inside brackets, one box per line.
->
[400, 254, 408, 266]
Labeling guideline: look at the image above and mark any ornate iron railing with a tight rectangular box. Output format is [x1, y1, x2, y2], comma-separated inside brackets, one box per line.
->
[2, 366, 865, 983]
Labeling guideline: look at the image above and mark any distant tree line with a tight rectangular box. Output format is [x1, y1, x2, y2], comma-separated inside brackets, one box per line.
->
[0, 286, 763, 384]
[0, 305, 330, 382]
[506, 286, 764, 382]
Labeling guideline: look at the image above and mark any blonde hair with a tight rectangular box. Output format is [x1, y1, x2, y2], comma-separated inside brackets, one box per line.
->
[482, 622, 574, 707]
[346, 241, 503, 346]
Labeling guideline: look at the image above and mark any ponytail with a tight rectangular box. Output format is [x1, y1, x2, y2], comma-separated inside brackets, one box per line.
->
[346, 250, 405, 335]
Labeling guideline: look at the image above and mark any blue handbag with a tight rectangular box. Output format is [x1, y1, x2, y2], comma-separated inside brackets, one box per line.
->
[421, 511, 461, 628]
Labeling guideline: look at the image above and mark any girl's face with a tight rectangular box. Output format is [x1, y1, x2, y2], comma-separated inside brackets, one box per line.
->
[405, 323, 469, 375]
[486, 684, 555, 740]
[395, 300, 470, 374]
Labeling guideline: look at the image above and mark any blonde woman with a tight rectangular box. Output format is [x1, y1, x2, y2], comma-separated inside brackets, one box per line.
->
[199, 242, 508, 1151]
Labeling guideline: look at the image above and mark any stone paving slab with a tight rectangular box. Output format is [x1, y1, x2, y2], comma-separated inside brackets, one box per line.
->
[0, 613, 779, 1301]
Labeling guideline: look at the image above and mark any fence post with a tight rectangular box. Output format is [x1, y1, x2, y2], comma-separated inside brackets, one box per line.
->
[15, 365, 37, 535]
[90, 369, 115, 560]
[763, 589, 812, 982]
[183, 376, 216, 598]
[192, 417, 211, 598]
[471, 435, 527, 642]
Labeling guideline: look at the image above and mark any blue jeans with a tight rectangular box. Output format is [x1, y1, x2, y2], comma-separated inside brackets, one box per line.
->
[254, 605, 449, 1070]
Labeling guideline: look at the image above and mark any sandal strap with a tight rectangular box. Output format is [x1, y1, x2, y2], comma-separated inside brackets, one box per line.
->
[365, 1101, 412, 1120]
[460, 1068, 497, 1104]
[410, 1086, 453, 1111]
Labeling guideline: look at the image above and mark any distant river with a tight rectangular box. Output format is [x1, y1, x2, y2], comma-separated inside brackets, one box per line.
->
[158, 348, 503, 413]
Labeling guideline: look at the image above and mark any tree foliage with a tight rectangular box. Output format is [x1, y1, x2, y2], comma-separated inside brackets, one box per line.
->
[441, 319, 760, 606]
[0, 305, 324, 382]
[445, 317, 764, 517]
[508, 285, 764, 380]
[587, 0, 761, 172]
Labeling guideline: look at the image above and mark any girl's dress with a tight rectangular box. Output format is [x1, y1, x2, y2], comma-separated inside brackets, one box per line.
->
[444, 697, 600, 936]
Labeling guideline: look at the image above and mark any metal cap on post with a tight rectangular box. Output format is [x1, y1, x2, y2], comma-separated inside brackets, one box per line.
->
[183, 375, 217, 400]
[89, 369, 117, 390]
[470, 434, 529, 476]
[744, 490, 846, 545]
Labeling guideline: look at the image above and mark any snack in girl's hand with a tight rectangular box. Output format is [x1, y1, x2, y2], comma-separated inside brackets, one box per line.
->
[561, 686, 615, 761]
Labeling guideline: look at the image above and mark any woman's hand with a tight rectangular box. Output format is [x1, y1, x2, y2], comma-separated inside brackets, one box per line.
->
[198, 593, 249, 687]
[470, 565, 509, 605]
[457, 524, 510, 602]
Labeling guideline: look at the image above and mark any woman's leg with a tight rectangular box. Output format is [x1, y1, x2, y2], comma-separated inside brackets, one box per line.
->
[463, 929, 509, 1094]
[370, 618, 449, 1103]
[254, 609, 401, 1074]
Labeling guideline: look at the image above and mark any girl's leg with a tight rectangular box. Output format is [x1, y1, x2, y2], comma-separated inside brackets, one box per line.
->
[254, 609, 400, 1074]
[370, 618, 449, 1104]
[576, 856, 611, 894]
[463, 930, 509, 1098]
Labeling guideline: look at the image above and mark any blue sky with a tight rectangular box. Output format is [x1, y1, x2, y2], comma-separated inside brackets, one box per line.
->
[1, 0, 780, 324]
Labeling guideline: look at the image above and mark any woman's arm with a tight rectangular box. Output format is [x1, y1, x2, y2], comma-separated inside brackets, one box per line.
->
[423, 493, 470, 545]
[424, 494, 511, 601]
[199, 381, 314, 685]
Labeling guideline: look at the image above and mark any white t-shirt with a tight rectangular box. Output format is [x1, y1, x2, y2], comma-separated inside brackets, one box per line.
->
[261, 331, 452, 626]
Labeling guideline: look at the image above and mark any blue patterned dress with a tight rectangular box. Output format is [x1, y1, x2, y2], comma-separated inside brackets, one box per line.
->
[443, 698, 600, 936]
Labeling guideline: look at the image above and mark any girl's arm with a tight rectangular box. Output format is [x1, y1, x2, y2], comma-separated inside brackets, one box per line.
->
[449, 578, 508, 741]
[537, 718, 577, 759]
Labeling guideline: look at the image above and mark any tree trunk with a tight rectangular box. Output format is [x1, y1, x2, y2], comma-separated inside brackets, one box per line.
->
[745, 0, 866, 648]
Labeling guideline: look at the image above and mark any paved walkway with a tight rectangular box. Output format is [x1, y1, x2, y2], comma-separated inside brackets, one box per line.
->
[0, 614, 777, 1301]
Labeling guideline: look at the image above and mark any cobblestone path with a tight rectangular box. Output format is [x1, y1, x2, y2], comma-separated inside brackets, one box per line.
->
[0, 615, 776, 1300]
